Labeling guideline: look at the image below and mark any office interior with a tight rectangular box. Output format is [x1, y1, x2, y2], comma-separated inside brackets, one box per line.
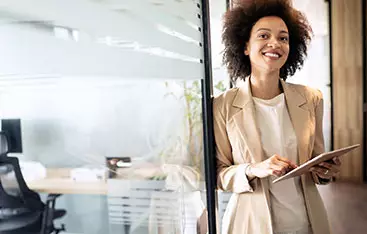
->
[0, 0, 366, 234]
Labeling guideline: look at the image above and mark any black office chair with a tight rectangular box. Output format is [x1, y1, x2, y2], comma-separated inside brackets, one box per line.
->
[0, 132, 66, 234]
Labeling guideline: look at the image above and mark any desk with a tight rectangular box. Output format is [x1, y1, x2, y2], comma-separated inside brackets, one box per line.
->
[25, 166, 163, 195]
[26, 168, 107, 195]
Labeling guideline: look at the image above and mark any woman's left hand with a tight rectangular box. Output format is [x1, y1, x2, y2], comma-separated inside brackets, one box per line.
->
[310, 157, 341, 179]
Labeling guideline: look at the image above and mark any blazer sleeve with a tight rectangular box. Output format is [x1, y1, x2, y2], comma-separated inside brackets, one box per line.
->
[310, 90, 331, 185]
[213, 96, 254, 193]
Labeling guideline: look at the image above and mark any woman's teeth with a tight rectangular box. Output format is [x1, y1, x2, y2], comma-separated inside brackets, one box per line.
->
[264, 52, 280, 58]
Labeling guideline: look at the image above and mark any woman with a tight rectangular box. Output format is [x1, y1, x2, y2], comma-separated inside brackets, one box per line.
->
[213, 0, 341, 234]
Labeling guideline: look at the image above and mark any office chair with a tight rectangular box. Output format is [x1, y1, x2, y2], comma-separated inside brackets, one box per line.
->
[0, 131, 9, 156]
[0, 132, 66, 234]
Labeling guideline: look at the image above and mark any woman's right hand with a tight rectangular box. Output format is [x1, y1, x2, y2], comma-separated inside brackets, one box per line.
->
[246, 154, 298, 179]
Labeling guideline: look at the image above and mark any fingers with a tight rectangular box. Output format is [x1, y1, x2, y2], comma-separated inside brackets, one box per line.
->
[274, 154, 298, 169]
[266, 155, 298, 177]
[269, 162, 293, 176]
[268, 168, 282, 177]
[311, 163, 340, 179]
[253, 155, 298, 178]
[332, 157, 341, 165]
[269, 164, 286, 176]
[319, 162, 338, 173]
[310, 166, 332, 179]
[310, 166, 326, 174]
[270, 158, 289, 169]
[320, 159, 341, 175]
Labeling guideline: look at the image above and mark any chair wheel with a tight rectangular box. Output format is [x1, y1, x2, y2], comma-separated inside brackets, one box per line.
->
[54, 223, 66, 233]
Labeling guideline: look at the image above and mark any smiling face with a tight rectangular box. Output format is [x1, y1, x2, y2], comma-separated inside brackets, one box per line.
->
[244, 16, 290, 74]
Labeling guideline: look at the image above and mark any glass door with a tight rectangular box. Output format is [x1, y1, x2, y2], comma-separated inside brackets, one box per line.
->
[0, 1, 212, 233]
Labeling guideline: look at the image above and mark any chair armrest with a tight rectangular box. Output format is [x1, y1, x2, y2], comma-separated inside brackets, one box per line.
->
[41, 194, 63, 234]
[46, 194, 62, 204]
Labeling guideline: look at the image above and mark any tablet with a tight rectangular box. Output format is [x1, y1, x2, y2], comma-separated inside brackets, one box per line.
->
[272, 144, 360, 184]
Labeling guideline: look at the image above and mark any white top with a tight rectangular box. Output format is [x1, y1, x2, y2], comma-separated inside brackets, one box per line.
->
[252, 93, 310, 234]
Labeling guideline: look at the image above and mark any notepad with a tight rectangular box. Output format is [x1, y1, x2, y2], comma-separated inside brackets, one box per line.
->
[272, 144, 360, 184]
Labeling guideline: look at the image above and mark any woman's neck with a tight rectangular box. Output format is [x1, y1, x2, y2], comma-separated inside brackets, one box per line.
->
[249, 70, 282, 100]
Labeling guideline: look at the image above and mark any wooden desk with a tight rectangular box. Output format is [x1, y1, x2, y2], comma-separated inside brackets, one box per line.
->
[26, 168, 107, 195]
[26, 165, 163, 195]
[27, 178, 107, 195]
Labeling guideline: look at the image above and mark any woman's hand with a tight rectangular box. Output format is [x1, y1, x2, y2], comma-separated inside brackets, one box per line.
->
[246, 154, 298, 179]
[310, 157, 341, 179]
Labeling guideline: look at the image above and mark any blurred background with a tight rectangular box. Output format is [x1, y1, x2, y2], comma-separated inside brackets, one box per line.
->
[0, 0, 365, 234]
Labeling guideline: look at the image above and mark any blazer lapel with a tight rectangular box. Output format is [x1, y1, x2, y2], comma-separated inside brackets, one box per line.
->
[281, 80, 310, 164]
[232, 79, 263, 163]
[230, 79, 311, 165]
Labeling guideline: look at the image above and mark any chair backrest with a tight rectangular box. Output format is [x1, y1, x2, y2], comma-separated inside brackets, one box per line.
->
[0, 131, 9, 156]
[107, 179, 199, 233]
[0, 156, 43, 212]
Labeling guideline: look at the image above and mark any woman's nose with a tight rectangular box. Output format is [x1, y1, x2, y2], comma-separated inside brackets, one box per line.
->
[267, 39, 281, 48]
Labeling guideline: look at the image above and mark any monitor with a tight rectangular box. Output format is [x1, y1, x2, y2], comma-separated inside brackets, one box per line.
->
[1, 119, 23, 153]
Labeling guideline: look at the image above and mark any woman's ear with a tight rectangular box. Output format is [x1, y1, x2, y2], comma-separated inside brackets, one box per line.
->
[244, 44, 249, 56]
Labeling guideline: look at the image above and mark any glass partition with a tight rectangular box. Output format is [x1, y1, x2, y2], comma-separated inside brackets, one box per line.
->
[0, 1, 211, 233]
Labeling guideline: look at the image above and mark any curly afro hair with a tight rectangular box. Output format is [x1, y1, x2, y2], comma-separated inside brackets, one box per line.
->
[222, 0, 313, 82]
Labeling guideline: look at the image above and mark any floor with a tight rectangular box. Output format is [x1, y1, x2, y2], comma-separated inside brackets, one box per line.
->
[317, 182, 367, 234]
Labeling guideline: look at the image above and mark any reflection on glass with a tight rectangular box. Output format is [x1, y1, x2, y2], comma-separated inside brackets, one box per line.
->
[0, 0, 208, 233]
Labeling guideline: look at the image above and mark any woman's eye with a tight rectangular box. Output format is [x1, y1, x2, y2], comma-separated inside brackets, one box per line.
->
[258, 34, 268, 39]
[280, 37, 289, 42]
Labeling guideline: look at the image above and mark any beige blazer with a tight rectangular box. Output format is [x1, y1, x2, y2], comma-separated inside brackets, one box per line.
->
[213, 79, 330, 234]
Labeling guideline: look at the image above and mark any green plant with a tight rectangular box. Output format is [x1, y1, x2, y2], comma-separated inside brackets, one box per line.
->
[157, 80, 227, 180]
